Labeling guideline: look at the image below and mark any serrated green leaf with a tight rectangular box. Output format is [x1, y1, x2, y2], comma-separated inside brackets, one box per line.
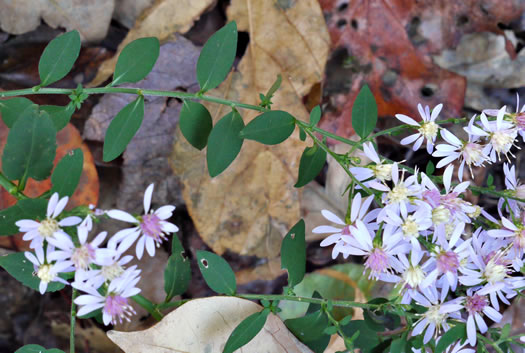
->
[197, 22, 237, 92]
[103, 96, 144, 162]
[309, 105, 322, 126]
[352, 85, 377, 139]
[111, 37, 160, 86]
[435, 323, 466, 353]
[294, 145, 326, 188]
[0, 97, 34, 127]
[281, 219, 306, 287]
[50, 148, 83, 197]
[0, 198, 48, 236]
[179, 101, 213, 150]
[425, 160, 435, 176]
[0, 252, 65, 293]
[41, 104, 74, 131]
[285, 310, 329, 343]
[206, 110, 244, 177]
[39, 30, 81, 87]
[196, 250, 236, 295]
[223, 309, 270, 353]
[164, 235, 191, 302]
[2, 108, 56, 181]
[240, 110, 295, 145]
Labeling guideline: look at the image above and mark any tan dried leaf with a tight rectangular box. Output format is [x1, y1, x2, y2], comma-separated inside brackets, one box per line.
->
[107, 296, 313, 353]
[171, 0, 330, 262]
[0, 0, 114, 41]
[89, 0, 215, 86]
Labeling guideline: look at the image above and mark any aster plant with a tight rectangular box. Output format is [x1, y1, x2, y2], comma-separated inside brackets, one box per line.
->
[0, 22, 524, 353]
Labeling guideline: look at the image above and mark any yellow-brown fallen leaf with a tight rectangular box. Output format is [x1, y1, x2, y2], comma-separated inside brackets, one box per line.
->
[107, 296, 313, 353]
[89, 0, 215, 86]
[171, 0, 330, 264]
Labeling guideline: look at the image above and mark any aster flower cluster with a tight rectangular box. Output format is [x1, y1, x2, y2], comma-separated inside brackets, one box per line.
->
[16, 184, 178, 326]
[315, 102, 525, 348]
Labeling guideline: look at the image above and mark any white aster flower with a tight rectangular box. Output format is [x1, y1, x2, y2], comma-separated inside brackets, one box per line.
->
[74, 267, 141, 326]
[107, 184, 179, 259]
[475, 109, 519, 162]
[16, 193, 82, 249]
[396, 103, 442, 154]
[24, 245, 72, 294]
[350, 142, 394, 183]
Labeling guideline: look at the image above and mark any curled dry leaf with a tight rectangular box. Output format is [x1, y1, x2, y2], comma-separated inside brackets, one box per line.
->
[88, 0, 215, 86]
[0, 0, 114, 41]
[0, 121, 99, 250]
[107, 296, 313, 353]
[171, 0, 330, 264]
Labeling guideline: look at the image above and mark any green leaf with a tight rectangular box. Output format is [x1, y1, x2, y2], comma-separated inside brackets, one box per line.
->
[285, 310, 329, 343]
[309, 105, 322, 126]
[179, 101, 213, 150]
[351, 85, 377, 139]
[15, 345, 65, 353]
[0, 97, 34, 127]
[223, 309, 270, 353]
[164, 235, 191, 302]
[390, 337, 407, 353]
[50, 148, 83, 197]
[266, 74, 282, 100]
[196, 250, 236, 295]
[294, 145, 326, 188]
[197, 22, 238, 92]
[323, 326, 338, 335]
[206, 110, 244, 177]
[435, 323, 466, 353]
[103, 96, 144, 162]
[340, 320, 380, 353]
[0, 198, 48, 236]
[2, 108, 56, 181]
[41, 104, 74, 131]
[240, 111, 295, 145]
[39, 30, 81, 87]
[487, 174, 494, 187]
[281, 219, 306, 287]
[299, 127, 306, 141]
[111, 37, 160, 86]
[0, 252, 65, 293]
[425, 160, 435, 176]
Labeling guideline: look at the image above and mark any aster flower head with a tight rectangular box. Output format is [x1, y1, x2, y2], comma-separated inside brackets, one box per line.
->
[74, 267, 141, 326]
[25, 245, 72, 294]
[350, 142, 394, 184]
[475, 109, 519, 162]
[107, 184, 179, 259]
[16, 193, 82, 249]
[395, 103, 442, 154]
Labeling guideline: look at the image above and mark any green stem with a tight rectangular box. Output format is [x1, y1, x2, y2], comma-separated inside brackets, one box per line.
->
[0, 172, 27, 199]
[236, 293, 377, 309]
[70, 288, 78, 353]
[0, 87, 269, 113]
[478, 333, 505, 353]
[132, 294, 163, 321]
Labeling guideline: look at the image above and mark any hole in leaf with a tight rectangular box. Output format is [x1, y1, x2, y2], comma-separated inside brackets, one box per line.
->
[290, 232, 296, 239]
[201, 258, 208, 268]
[337, 19, 347, 28]
[351, 19, 358, 30]
[180, 251, 187, 261]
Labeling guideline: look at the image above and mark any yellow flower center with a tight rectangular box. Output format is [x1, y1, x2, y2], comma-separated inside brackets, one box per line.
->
[37, 264, 54, 283]
[38, 218, 59, 238]
[418, 121, 438, 140]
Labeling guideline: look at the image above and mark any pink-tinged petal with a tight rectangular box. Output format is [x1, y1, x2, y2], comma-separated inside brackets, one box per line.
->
[59, 216, 82, 226]
[395, 114, 419, 126]
[430, 103, 443, 121]
[136, 236, 146, 260]
[143, 183, 154, 214]
[155, 205, 175, 219]
[160, 221, 178, 233]
[39, 281, 47, 294]
[412, 318, 428, 336]
[16, 219, 40, 229]
[423, 323, 436, 344]
[24, 252, 40, 266]
[467, 315, 477, 346]
[321, 210, 345, 225]
[312, 225, 341, 234]
[47, 193, 59, 218]
[145, 237, 155, 257]
[401, 133, 420, 145]
[52, 196, 69, 218]
[483, 306, 502, 323]
[107, 210, 138, 224]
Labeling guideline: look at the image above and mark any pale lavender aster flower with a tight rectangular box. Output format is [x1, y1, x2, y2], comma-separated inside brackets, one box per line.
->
[395, 103, 442, 154]
[16, 193, 82, 249]
[474, 109, 518, 162]
[24, 245, 72, 294]
[350, 142, 394, 184]
[107, 184, 179, 259]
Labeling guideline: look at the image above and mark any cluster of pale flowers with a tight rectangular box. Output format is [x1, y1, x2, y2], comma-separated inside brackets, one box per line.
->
[16, 184, 178, 326]
[315, 101, 525, 350]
